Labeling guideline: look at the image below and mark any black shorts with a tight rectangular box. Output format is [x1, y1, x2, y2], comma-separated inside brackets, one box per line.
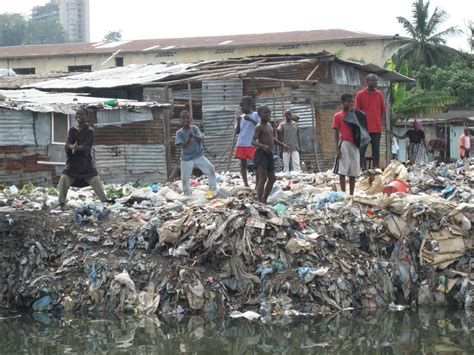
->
[254, 149, 275, 172]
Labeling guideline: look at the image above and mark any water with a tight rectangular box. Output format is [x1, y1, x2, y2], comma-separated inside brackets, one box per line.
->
[0, 309, 472, 354]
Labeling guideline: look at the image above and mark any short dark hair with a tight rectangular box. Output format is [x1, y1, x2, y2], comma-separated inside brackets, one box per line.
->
[257, 105, 270, 116]
[240, 96, 254, 106]
[76, 107, 89, 115]
[341, 93, 353, 103]
[179, 110, 190, 118]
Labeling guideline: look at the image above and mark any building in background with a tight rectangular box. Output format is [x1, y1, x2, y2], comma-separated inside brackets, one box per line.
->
[31, 0, 90, 43]
[0, 29, 402, 74]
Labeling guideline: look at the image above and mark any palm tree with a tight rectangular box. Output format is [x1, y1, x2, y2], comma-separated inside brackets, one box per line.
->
[387, 0, 462, 69]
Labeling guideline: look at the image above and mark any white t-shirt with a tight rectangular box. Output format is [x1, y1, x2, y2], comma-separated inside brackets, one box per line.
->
[464, 135, 471, 150]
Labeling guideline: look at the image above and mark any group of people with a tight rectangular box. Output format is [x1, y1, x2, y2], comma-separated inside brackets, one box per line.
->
[57, 73, 471, 207]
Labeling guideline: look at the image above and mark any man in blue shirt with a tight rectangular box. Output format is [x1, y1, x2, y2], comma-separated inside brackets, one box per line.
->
[175, 110, 217, 195]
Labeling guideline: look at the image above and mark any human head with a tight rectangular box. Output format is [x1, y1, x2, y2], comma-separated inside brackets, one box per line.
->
[366, 74, 378, 90]
[284, 109, 292, 121]
[464, 128, 470, 135]
[239, 96, 254, 114]
[75, 107, 88, 125]
[341, 93, 354, 111]
[180, 110, 191, 128]
[257, 106, 271, 123]
[413, 118, 422, 130]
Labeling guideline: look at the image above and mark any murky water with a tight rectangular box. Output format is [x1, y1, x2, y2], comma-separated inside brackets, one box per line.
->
[0, 309, 472, 354]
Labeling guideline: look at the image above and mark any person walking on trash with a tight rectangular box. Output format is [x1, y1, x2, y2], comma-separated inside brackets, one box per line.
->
[278, 109, 302, 173]
[57, 107, 112, 208]
[252, 106, 288, 203]
[175, 110, 217, 196]
[391, 118, 429, 164]
[333, 94, 362, 196]
[235, 96, 260, 188]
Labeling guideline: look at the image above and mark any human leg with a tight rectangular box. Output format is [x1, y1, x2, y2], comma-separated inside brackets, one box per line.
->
[370, 133, 381, 168]
[282, 151, 290, 173]
[359, 143, 368, 170]
[58, 175, 75, 205]
[291, 151, 301, 172]
[195, 156, 217, 192]
[339, 175, 346, 192]
[180, 159, 194, 195]
[256, 166, 267, 202]
[262, 170, 276, 203]
[349, 176, 356, 195]
[85, 176, 109, 202]
[239, 159, 249, 187]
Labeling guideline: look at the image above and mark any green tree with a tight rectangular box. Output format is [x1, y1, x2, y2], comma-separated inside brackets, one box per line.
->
[0, 13, 27, 46]
[386, 56, 457, 124]
[386, 0, 462, 69]
[103, 31, 122, 42]
[24, 18, 67, 45]
[414, 58, 474, 106]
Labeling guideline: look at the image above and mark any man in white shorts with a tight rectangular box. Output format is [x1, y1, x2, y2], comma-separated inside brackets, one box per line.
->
[333, 93, 360, 195]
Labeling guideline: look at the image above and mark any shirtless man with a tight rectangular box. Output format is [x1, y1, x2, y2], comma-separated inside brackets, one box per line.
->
[252, 106, 287, 203]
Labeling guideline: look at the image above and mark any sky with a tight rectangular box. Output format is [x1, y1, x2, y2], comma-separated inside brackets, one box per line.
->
[2, 0, 473, 52]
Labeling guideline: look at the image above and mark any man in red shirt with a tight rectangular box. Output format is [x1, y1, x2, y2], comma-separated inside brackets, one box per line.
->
[333, 93, 360, 195]
[355, 74, 386, 169]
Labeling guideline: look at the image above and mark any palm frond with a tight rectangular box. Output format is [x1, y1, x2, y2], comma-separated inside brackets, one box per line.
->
[392, 91, 457, 122]
[397, 16, 418, 38]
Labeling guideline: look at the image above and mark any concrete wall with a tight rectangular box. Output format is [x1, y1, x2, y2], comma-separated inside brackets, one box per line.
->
[1, 38, 397, 74]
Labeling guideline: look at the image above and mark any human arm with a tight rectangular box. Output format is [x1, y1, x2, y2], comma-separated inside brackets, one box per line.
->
[235, 112, 242, 134]
[274, 138, 289, 150]
[188, 125, 203, 142]
[72, 128, 93, 156]
[243, 114, 258, 126]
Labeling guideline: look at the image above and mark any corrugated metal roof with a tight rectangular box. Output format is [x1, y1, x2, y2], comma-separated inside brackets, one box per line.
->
[0, 89, 166, 113]
[25, 63, 197, 89]
[0, 29, 393, 59]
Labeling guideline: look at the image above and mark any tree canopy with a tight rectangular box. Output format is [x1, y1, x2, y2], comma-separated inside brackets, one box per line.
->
[386, 0, 462, 69]
[103, 31, 122, 42]
[0, 12, 67, 46]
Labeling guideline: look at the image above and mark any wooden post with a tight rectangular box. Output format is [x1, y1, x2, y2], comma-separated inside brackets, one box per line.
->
[444, 122, 448, 160]
[225, 109, 238, 172]
[187, 82, 193, 120]
[311, 100, 321, 172]
[280, 82, 285, 114]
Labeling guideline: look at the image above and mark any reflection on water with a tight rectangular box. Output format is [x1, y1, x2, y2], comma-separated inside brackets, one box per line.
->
[0, 309, 472, 353]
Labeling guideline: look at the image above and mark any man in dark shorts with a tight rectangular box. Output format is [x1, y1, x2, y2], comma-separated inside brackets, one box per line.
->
[251, 106, 287, 203]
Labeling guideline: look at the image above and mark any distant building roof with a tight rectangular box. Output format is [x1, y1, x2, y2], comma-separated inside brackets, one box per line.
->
[0, 29, 394, 59]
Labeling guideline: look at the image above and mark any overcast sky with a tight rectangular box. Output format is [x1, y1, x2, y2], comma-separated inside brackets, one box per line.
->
[3, 0, 472, 51]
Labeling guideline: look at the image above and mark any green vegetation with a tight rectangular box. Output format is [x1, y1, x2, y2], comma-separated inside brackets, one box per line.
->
[386, 0, 462, 70]
[0, 12, 67, 46]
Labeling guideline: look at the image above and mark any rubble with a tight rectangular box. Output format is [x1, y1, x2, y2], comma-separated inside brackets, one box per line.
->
[0, 160, 473, 318]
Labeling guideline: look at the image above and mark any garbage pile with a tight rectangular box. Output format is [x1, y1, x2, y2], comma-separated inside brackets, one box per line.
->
[0, 160, 473, 317]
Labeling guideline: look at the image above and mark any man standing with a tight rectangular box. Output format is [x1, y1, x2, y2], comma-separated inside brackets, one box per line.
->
[58, 107, 111, 207]
[355, 74, 386, 169]
[278, 110, 301, 173]
[459, 128, 471, 159]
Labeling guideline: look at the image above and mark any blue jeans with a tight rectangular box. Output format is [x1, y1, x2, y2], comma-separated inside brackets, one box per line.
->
[360, 132, 381, 168]
[181, 156, 217, 195]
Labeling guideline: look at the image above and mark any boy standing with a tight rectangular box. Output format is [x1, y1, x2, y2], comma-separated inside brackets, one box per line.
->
[278, 109, 301, 173]
[459, 128, 471, 159]
[252, 106, 287, 203]
[333, 94, 360, 195]
[235, 96, 260, 187]
[175, 110, 217, 195]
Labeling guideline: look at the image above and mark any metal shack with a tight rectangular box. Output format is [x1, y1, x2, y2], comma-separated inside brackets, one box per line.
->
[28, 52, 413, 173]
[0, 89, 170, 186]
